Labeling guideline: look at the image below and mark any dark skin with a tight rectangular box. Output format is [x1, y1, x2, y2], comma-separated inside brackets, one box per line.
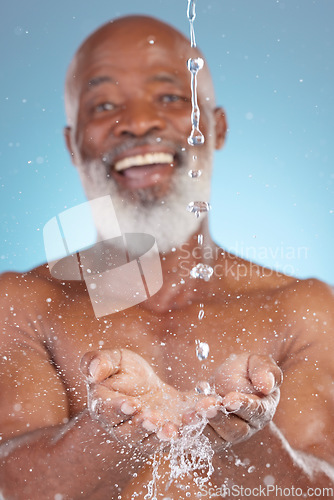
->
[0, 15, 333, 500]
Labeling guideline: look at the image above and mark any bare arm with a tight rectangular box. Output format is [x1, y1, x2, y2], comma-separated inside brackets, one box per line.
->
[0, 339, 142, 499]
[0, 273, 144, 499]
[195, 280, 334, 493]
[0, 411, 140, 499]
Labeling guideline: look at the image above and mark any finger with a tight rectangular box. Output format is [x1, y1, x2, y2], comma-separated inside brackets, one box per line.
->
[248, 354, 283, 395]
[181, 395, 219, 425]
[208, 409, 251, 443]
[202, 423, 228, 453]
[89, 384, 140, 425]
[157, 421, 179, 441]
[80, 349, 122, 382]
[213, 353, 252, 396]
[222, 389, 280, 429]
[114, 410, 178, 446]
[113, 414, 157, 445]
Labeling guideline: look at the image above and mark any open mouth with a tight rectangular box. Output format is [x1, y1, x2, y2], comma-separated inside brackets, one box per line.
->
[114, 152, 174, 172]
[106, 150, 177, 189]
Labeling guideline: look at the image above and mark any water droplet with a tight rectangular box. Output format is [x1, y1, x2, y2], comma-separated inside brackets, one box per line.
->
[187, 201, 211, 218]
[187, 57, 204, 73]
[264, 474, 275, 486]
[187, 0, 197, 47]
[248, 466, 256, 473]
[188, 132, 205, 146]
[196, 340, 210, 360]
[187, 57, 205, 146]
[197, 233, 203, 245]
[190, 263, 213, 281]
[195, 380, 212, 395]
[198, 308, 204, 320]
[188, 169, 202, 179]
[187, 0, 196, 21]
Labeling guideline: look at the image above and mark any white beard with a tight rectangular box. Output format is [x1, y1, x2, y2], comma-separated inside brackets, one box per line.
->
[76, 149, 213, 253]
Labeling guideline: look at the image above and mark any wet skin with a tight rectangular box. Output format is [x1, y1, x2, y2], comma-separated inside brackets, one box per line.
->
[1, 15, 334, 500]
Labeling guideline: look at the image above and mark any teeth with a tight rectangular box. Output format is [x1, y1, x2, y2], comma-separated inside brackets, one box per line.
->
[115, 152, 174, 172]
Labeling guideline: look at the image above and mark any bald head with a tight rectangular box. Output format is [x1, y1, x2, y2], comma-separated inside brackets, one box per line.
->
[64, 15, 216, 127]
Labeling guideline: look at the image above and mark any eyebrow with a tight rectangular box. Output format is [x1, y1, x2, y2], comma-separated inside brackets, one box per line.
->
[87, 76, 115, 89]
[86, 72, 181, 90]
[147, 73, 180, 85]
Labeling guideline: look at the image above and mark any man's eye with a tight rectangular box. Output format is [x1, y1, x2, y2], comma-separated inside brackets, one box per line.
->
[160, 94, 185, 103]
[95, 102, 115, 112]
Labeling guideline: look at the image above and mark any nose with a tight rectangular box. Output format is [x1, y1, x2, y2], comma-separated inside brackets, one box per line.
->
[113, 100, 166, 137]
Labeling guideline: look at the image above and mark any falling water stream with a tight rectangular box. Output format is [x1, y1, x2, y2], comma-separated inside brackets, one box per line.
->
[185, 0, 212, 367]
[145, 3, 215, 498]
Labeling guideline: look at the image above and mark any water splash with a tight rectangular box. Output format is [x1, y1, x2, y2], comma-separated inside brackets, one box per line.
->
[167, 418, 214, 489]
[190, 263, 213, 281]
[187, 57, 205, 146]
[187, 201, 211, 218]
[195, 380, 212, 395]
[187, 0, 197, 48]
[195, 339, 210, 360]
[145, 419, 214, 499]
[144, 448, 163, 500]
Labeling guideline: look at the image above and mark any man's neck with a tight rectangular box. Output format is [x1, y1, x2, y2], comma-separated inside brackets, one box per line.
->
[141, 218, 221, 313]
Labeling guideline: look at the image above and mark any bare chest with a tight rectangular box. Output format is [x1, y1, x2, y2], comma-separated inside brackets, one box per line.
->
[45, 293, 284, 412]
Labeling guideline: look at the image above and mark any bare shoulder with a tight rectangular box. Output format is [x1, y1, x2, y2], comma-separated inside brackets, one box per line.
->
[222, 251, 333, 310]
[0, 263, 77, 313]
[0, 264, 77, 350]
[219, 252, 334, 346]
[275, 275, 334, 306]
[1, 263, 61, 294]
[274, 277, 334, 339]
[252, 266, 334, 344]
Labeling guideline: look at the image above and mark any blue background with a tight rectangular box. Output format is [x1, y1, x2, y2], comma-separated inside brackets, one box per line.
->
[1, 0, 333, 283]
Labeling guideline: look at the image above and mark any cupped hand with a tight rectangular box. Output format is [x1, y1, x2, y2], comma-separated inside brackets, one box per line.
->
[183, 353, 282, 449]
[80, 348, 210, 453]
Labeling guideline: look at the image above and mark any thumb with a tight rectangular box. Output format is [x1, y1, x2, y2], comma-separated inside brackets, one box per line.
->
[80, 349, 122, 383]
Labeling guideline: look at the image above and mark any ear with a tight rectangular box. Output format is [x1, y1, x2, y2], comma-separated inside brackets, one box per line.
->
[213, 107, 227, 150]
[64, 126, 76, 165]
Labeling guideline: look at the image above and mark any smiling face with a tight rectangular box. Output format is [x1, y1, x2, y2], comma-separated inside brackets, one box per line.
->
[64, 16, 226, 252]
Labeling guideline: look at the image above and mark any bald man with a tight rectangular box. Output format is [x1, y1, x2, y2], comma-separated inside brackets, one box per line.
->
[0, 15, 333, 500]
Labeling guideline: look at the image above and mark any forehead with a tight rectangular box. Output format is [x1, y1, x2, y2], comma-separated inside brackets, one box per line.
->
[75, 22, 192, 84]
